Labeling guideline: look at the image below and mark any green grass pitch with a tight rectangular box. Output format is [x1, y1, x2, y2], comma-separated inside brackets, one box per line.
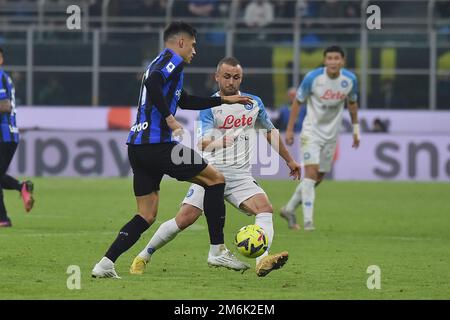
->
[0, 178, 449, 299]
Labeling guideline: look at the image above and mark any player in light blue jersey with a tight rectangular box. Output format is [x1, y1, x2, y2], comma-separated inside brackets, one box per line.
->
[282, 45, 360, 231]
[130, 57, 301, 277]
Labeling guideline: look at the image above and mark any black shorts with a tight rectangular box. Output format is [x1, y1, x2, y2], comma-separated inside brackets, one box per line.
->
[128, 142, 208, 196]
[0, 142, 18, 176]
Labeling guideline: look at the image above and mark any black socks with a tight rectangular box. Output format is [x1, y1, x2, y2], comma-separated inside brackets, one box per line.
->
[104, 182, 226, 262]
[105, 214, 150, 262]
[203, 183, 226, 245]
[0, 188, 7, 221]
[0, 175, 22, 191]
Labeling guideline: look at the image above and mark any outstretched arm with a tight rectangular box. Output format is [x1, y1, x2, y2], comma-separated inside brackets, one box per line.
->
[178, 90, 222, 110]
[348, 100, 360, 148]
[265, 129, 301, 180]
[179, 91, 254, 110]
[285, 98, 301, 146]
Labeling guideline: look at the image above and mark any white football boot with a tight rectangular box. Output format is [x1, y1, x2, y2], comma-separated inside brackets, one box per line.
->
[303, 220, 316, 231]
[91, 257, 121, 279]
[207, 248, 250, 272]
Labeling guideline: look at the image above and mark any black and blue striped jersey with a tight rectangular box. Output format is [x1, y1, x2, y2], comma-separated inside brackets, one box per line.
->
[0, 69, 19, 143]
[127, 48, 184, 145]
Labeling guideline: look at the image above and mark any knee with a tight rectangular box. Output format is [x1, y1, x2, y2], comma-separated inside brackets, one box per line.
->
[305, 169, 319, 181]
[176, 214, 198, 230]
[316, 173, 325, 185]
[211, 170, 225, 184]
[266, 203, 274, 213]
[139, 210, 157, 224]
[259, 203, 273, 214]
[248, 204, 273, 215]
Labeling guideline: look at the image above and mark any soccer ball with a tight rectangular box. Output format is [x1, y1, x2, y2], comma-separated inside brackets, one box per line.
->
[234, 224, 268, 258]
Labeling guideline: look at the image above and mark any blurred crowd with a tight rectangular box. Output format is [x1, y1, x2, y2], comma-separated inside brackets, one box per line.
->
[5, 0, 449, 21]
[3, 0, 448, 45]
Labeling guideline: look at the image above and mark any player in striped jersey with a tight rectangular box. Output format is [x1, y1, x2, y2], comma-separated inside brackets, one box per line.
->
[0, 47, 34, 228]
[92, 22, 252, 278]
[130, 57, 301, 277]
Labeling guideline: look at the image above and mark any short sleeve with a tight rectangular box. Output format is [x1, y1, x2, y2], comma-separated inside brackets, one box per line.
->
[154, 52, 184, 81]
[198, 108, 215, 138]
[296, 69, 320, 103]
[255, 97, 275, 130]
[348, 75, 358, 102]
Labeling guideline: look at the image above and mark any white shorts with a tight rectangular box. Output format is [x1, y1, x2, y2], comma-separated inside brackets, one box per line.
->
[182, 176, 266, 215]
[300, 134, 337, 173]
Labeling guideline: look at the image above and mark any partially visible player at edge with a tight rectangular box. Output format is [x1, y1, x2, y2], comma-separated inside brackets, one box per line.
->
[129, 56, 301, 277]
[92, 22, 252, 278]
[281, 45, 360, 231]
[0, 47, 34, 228]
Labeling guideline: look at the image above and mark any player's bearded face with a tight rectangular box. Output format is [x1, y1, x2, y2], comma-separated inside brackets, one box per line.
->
[324, 52, 344, 75]
[216, 64, 243, 96]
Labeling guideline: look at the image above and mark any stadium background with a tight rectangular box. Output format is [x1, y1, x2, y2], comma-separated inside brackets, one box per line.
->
[1, 0, 450, 301]
[2, 0, 450, 182]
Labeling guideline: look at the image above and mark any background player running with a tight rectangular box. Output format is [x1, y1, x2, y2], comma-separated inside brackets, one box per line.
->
[0, 47, 34, 228]
[281, 45, 360, 231]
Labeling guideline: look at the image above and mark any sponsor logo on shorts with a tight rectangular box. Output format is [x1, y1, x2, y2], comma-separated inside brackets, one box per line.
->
[186, 188, 194, 198]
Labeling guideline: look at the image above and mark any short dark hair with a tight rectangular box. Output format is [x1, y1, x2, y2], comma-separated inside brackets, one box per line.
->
[163, 21, 197, 42]
[217, 56, 241, 70]
[324, 45, 345, 58]
[0, 47, 3, 56]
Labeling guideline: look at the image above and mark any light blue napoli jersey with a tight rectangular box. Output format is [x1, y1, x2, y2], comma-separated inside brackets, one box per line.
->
[297, 67, 358, 141]
[198, 92, 274, 178]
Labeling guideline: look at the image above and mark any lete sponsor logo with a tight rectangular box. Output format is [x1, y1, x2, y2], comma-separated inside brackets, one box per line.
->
[320, 89, 346, 100]
[218, 115, 253, 129]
